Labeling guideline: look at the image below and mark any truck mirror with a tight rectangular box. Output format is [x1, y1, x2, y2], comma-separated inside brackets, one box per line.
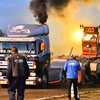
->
[41, 43, 45, 50]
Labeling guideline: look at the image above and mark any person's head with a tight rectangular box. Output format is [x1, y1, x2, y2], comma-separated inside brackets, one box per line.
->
[11, 46, 18, 54]
[71, 54, 76, 59]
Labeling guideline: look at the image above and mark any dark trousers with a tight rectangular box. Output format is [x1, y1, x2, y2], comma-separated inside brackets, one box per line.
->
[67, 78, 78, 100]
[8, 77, 26, 100]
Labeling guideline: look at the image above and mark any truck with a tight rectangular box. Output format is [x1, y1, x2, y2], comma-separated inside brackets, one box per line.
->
[77, 25, 100, 85]
[0, 24, 68, 88]
[0, 24, 98, 88]
[61, 25, 100, 86]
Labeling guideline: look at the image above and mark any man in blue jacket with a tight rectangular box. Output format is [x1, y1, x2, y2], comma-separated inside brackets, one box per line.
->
[64, 54, 81, 100]
[6, 46, 29, 100]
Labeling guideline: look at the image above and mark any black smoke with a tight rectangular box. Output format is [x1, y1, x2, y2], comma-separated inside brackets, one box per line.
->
[29, 0, 70, 24]
[30, 0, 48, 24]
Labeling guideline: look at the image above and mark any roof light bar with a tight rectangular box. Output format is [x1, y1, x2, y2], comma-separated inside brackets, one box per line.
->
[80, 24, 84, 28]
[0, 37, 35, 42]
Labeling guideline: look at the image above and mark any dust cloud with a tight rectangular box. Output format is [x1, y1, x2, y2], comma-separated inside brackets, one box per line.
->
[29, 0, 100, 56]
[49, 0, 100, 56]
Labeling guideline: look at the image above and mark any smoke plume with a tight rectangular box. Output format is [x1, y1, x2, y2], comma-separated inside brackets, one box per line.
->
[29, 0, 99, 56]
[49, 0, 98, 56]
[30, 0, 48, 24]
[30, 0, 70, 24]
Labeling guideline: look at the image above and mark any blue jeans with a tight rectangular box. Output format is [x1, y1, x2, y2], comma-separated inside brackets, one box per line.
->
[8, 77, 26, 100]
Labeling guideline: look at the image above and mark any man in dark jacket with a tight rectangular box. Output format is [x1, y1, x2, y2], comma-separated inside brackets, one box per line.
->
[64, 54, 81, 100]
[6, 46, 29, 100]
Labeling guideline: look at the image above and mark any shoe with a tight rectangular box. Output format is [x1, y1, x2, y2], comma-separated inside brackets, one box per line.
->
[76, 98, 80, 100]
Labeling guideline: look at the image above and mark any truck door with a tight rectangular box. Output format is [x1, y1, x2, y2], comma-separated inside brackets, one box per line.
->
[37, 39, 46, 69]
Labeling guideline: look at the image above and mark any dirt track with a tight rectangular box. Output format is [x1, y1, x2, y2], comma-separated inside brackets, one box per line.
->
[0, 83, 100, 100]
[57, 91, 100, 100]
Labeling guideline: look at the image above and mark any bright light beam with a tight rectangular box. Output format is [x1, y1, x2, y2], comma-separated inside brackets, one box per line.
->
[75, 31, 83, 40]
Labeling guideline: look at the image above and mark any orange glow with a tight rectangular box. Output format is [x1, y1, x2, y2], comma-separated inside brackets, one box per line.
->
[5, 57, 8, 61]
[41, 43, 45, 50]
[38, 78, 41, 82]
[33, 61, 36, 69]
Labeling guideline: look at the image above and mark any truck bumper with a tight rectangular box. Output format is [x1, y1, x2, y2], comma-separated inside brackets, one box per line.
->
[26, 77, 41, 85]
[0, 76, 7, 84]
[0, 76, 41, 85]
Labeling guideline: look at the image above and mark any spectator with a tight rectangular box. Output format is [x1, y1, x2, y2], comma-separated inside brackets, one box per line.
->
[6, 46, 29, 100]
[64, 54, 81, 100]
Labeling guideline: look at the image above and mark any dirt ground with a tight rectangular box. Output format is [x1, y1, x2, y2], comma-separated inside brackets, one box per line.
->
[49, 91, 100, 100]
[1, 84, 100, 100]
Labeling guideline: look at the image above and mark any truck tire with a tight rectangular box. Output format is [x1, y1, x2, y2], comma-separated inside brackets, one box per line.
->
[95, 74, 99, 83]
[1, 84, 7, 88]
[90, 75, 96, 83]
[40, 70, 48, 89]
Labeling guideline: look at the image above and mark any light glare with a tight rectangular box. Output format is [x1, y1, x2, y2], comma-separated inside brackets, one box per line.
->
[76, 31, 83, 40]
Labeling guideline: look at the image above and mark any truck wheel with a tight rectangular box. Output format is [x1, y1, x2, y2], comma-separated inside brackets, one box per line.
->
[95, 74, 99, 83]
[90, 75, 96, 83]
[41, 70, 48, 88]
[1, 84, 7, 88]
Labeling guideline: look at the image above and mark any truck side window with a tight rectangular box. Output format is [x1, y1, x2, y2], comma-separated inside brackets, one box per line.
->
[38, 40, 43, 54]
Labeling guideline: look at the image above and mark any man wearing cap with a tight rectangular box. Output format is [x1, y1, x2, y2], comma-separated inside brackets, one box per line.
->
[63, 54, 81, 100]
[6, 46, 29, 100]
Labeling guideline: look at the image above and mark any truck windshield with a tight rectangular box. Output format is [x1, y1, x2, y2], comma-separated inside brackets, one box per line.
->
[83, 34, 97, 42]
[0, 42, 36, 54]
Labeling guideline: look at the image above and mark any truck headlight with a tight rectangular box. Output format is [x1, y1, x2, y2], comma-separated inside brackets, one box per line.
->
[0, 72, 2, 76]
[30, 72, 36, 77]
